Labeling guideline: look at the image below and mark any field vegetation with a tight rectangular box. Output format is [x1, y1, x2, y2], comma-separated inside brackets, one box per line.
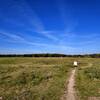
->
[76, 58, 100, 100]
[0, 57, 100, 100]
[0, 57, 73, 100]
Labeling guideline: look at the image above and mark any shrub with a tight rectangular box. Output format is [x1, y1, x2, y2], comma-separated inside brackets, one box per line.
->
[84, 67, 100, 79]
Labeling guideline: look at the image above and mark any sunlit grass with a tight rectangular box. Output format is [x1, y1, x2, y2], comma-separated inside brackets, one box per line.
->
[0, 57, 73, 100]
[76, 58, 100, 100]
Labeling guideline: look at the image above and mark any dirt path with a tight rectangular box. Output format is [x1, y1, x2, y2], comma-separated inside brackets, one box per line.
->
[66, 68, 76, 100]
[61, 68, 76, 100]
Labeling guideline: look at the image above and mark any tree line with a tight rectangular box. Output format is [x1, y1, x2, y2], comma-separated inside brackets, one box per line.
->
[0, 53, 100, 58]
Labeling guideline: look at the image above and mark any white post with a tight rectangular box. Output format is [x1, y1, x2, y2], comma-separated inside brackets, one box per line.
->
[73, 61, 78, 67]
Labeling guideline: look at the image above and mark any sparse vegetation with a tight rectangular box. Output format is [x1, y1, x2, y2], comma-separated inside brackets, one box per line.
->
[76, 58, 100, 100]
[0, 57, 73, 100]
[0, 57, 100, 100]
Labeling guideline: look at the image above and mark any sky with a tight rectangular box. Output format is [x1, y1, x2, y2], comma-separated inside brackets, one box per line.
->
[0, 0, 100, 54]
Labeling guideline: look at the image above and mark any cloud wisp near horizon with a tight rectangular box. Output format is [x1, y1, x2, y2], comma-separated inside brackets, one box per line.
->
[0, 0, 100, 54]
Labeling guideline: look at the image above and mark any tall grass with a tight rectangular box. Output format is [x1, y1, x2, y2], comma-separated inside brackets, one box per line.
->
[0, 57, 73, 100]
[76, 58, 100, 100]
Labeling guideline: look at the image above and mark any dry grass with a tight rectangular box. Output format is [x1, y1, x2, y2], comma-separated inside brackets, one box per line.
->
[0, 57, 73, 100]
[76, 58, 100, 100]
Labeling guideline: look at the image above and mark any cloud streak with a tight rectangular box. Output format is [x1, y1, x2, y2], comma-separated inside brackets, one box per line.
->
[12, 0, 58, 41]
[0, 0, 58, 41]
[0, 30, 76, 51]
[0, 31, 24, 41]
[0, 31, 47, 46]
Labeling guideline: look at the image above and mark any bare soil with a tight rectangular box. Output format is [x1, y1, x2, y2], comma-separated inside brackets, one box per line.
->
[61, 68, 76, 100]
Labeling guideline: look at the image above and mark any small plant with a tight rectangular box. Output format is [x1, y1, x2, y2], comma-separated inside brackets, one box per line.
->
[15, 72, 27, 84]
[84, 67, 100, 79]
[31, 72, 44, 85]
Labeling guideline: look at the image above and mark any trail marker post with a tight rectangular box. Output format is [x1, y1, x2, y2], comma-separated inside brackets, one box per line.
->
[73, 61, 78, 67]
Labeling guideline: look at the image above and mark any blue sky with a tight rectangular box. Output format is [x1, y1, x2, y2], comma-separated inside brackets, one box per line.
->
[0, 0, 100, 54]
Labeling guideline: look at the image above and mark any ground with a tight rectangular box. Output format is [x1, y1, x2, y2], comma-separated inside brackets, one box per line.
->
[0, 57, 100, 100]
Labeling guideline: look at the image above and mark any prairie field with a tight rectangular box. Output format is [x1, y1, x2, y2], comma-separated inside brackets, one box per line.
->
[0, 57, 100, 100]
[76, 58, 100, 100]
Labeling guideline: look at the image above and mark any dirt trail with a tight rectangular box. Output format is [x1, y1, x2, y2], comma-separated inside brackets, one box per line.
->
[61, 68, 76, 100]
[66, 68, 76, 100]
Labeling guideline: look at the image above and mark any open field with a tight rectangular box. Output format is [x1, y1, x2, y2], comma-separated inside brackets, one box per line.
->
[0, 57, 100, 100]
[76, 58, 100, 100]
[0, 57, 73, 100]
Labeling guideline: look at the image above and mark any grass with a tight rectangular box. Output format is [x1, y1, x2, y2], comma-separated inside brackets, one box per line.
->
[76, 58, 100, 100]
[0, 57, 74, 100]
[0, 57, 100, 100]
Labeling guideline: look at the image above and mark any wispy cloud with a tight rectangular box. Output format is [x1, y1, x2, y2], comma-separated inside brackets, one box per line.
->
[37, 30, 59, 41]
[1, 30, 92, 55]
[1, 0, 58, 41]
[56, 0, 79, 47]
[0, 30, 77, 52]
[56, 0, 77, 32]
[0, 31, 47, 46]
[13, 0, 58, 41]
[0, 31, 24, 41]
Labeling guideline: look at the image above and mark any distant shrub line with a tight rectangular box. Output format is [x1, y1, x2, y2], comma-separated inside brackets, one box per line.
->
[0, 53, 100, 58]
